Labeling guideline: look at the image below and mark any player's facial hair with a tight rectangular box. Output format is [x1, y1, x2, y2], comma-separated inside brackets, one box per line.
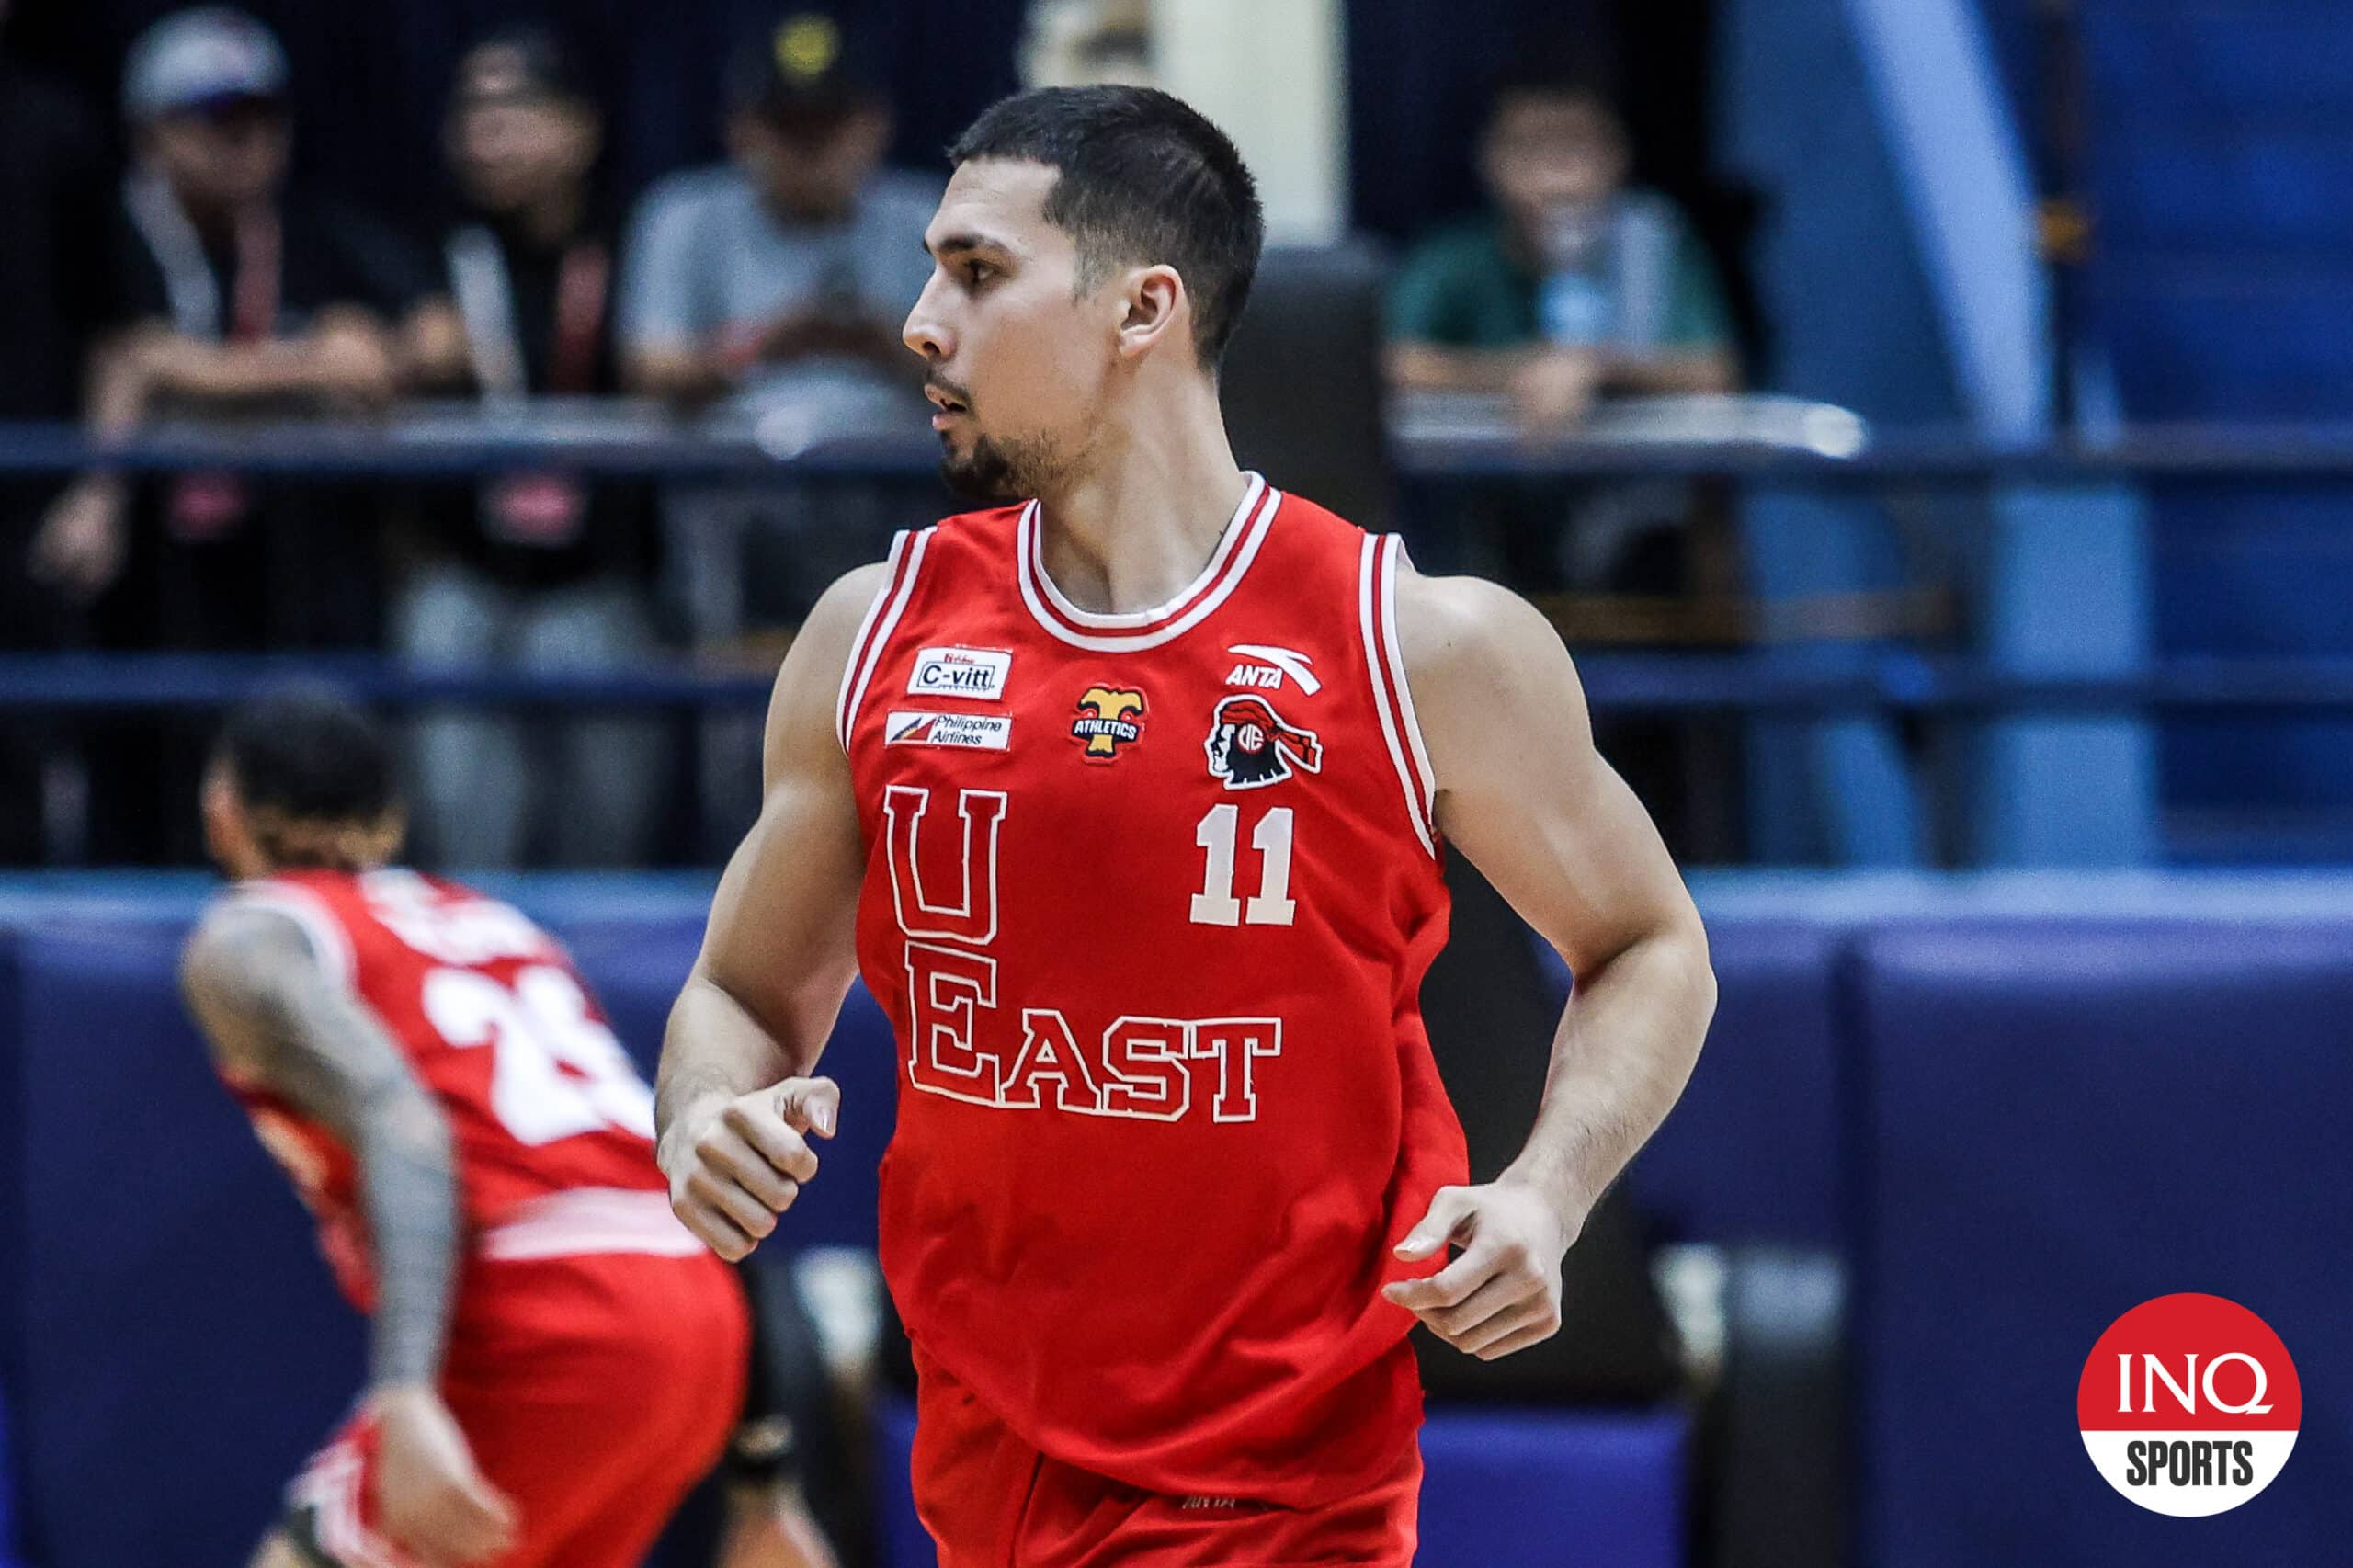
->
[941, 429, 1061, 506]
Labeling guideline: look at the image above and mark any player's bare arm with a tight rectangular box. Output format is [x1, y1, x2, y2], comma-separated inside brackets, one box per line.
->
[1381, 567, 1718, 1361]
[654, 563, 881, 1261]
[180, 904, 518, 1568]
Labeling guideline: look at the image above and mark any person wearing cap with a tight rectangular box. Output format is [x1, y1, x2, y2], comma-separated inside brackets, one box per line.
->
[620, 11, 942, 847]
[29, 6, 437, 651]
[618, 10, 936, 422]
[391, 27, 668, 873]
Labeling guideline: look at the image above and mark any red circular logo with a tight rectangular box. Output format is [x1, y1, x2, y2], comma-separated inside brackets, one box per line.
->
[2078, 1293, 2300, 1516]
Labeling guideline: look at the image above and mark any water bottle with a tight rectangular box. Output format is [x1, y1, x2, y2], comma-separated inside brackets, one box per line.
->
[1537, 202, 1614, 347]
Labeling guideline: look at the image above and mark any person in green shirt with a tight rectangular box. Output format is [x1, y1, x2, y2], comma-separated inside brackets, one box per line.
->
[1388, 74, 1738, 435]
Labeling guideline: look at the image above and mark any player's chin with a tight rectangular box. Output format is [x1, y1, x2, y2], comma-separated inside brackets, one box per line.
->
[938, 445, 1024, 506]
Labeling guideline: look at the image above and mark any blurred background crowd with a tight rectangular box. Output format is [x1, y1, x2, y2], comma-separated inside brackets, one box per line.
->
[6, 1, 2350, 878]
[0, 0, 1813, 872]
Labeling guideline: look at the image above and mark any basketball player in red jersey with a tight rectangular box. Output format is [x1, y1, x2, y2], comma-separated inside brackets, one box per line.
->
[179, 693, 755, 1568]
[657, 85, 1717, 1565]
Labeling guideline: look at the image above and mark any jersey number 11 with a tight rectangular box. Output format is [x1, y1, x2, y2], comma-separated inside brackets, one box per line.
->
[1190, 804, 1295, 927]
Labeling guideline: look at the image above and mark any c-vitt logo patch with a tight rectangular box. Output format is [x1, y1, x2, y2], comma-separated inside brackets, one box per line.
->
[907, 647, 1011, 701]
[2079, 1293, 2299, 1517]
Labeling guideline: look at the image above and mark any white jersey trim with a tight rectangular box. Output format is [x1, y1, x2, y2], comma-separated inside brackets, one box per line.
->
[1380, 536, 1440, 829]
[837, 527, 934, 754]
[1359, 534, 1438, 857]
[478, 1187, 706, 1262]
[1016, 477, 1280, 652]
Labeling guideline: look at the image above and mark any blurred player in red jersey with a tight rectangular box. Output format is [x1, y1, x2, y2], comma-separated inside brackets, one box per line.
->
[657, 85, 1717, 1566]
[179, 693, 822, 1568]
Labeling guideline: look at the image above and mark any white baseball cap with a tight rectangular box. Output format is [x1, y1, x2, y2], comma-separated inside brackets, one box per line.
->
[123, 6, 289, 123]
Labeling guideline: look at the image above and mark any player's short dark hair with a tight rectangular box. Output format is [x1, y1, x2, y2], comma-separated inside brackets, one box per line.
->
[947, 85, 1265, 368]
[212, 690, 399, 826]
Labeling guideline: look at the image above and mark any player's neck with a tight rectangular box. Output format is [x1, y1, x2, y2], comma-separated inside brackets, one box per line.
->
[1031, 387, 1247, 617]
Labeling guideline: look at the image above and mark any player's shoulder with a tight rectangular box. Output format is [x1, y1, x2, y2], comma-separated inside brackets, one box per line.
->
[1391, 560, 1569, 699]
[182, 875, 350, 989]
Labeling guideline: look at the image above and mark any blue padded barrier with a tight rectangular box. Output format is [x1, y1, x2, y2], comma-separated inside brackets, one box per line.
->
[1533, 920, 1847, 1246]
[871, 1398, 1688, 1568]
[10, 919, 362, 1568]
[1848, 919, 2353, 1568]
[0, 929, 20, 1568]
[0, 1376, 19, 1568]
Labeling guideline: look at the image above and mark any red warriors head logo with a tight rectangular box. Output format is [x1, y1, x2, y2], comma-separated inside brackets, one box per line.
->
[1204, 695, 1322, 789]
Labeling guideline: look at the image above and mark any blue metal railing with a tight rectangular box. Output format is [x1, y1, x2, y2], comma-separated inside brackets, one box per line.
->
[5, 652, 2352, 716]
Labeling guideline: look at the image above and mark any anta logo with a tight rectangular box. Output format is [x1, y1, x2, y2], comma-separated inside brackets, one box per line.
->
[1071, 687, 1146, 760]
[1205, 695, 1323, 789]
[1223, 643, 1321, 694]
[907, 647, 1011, 701]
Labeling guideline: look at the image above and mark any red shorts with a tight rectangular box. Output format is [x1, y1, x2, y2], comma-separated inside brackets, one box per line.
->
[288, 1243, 748, 1568]
[908, 1349, 1421, 1568]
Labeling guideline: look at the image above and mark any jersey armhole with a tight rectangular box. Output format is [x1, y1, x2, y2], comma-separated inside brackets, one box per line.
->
[835, 527, 934, 755]
[1358, 533, 1440, 857]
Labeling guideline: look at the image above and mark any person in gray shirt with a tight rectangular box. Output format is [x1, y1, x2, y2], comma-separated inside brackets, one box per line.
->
[620, 10, 936, 433]
[623, 13, 942, 852]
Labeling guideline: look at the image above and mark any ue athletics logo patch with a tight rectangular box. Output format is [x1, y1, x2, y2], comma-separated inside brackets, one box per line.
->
[2078, 1293, 2300, 1516]
[1071, 686, 1145, 761]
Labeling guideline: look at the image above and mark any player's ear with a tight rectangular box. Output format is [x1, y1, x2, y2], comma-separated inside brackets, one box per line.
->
[1114, 264, 1187, 360]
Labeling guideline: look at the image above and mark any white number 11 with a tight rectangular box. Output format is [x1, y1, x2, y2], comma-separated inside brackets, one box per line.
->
[1190, 804, 1296, 926]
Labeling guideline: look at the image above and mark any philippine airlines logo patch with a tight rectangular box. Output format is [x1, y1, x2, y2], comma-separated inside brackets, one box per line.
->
[886, 711, 1012, 751]
[2079, 1293, 2299, 1517]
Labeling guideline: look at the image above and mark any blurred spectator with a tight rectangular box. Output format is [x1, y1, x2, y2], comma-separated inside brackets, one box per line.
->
[0, 0, 112, 862]
[33, 6, 435, 650]
[38, 6, 436, 866]
[1386, 71, 1738, 437]
[393, 28, 665, 869]
[620, 10, 935, 429]
[621, 10, 942, 851]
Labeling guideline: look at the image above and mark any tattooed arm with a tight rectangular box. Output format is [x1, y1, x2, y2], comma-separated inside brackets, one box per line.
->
[180, 902, 517, 1567]
[181, 901, 459, 1387]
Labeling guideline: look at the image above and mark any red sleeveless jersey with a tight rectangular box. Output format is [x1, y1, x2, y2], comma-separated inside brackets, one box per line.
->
[210, 868, 680, 1311]
[838, 474, 1470, 1504]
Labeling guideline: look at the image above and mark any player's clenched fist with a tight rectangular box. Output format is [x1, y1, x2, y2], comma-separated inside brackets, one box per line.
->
[1381, 1181, 1577, 1361]
[659, 1076, 839, 1261]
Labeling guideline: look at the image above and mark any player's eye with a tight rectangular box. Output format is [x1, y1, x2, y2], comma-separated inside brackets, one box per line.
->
[964, 259, 997, 288]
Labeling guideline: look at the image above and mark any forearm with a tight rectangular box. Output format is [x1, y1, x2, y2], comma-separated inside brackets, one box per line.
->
[1601, 346, 1740, 397]
[1387, 341, 1534, 395]
[140, 335, 322, 406]
[1503, 925, 1716, 1225]
[628, 343, 737, 404]
[357, 1087, 463, 1390]
[655, 972, 808, 1145]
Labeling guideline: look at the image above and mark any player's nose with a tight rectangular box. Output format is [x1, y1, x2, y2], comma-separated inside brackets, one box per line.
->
[903, 276, 953, 363]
